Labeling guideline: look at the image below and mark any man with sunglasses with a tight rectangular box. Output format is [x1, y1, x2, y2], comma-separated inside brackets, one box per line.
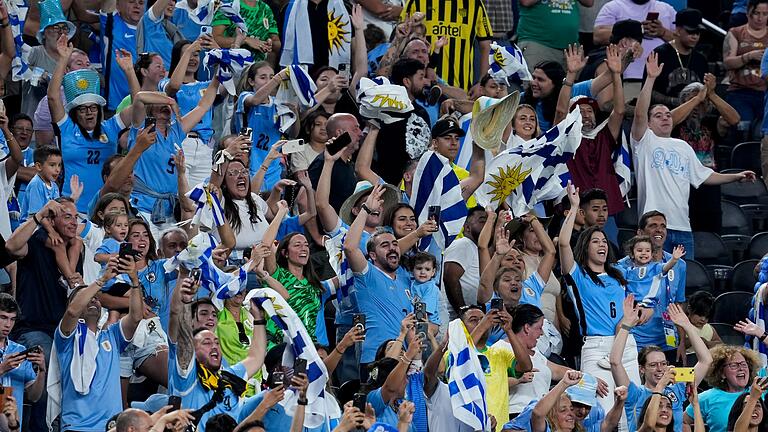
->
[645, 9, 709, 107]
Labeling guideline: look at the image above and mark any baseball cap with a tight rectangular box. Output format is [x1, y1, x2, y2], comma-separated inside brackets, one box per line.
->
[674, 8, 705, 32]
[431, 116, 466, 139]
[565, 373, 599, 407]
[610, 19, 643, 43]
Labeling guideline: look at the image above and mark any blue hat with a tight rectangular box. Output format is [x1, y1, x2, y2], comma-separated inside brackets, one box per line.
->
[62, 69, 106, 112]
[36, 0, 76, 44]
[565, 373, 599, 407]
[130, 393, 170, 413]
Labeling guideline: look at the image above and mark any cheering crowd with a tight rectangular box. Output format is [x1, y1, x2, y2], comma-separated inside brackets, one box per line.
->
[0, 0, 765, 430]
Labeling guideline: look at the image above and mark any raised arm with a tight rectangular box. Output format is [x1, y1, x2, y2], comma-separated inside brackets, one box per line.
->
[610, 295, 639, 387]
[115, 49, 139, 102]
[602, 387, 628, 432]
[349, 4, 367, 91]
[60, 260, 116, 336]
[734, 378, 768, 432]
[168, 271, 197, 371]
[671, 86, 707, 127]
[261, 202, 289, 275]
[131, 91, 176, 127]
[251, 141, 283, 195]
[461, 143, 485, 201]
[165, 39, 202, 97]
[381, 334, 421, 404]
[605, 44, 626, 139]
[423, 336, 448, 398]
[639, 369, 675, 432]
[102, 127, 156, 196]
[316, 147, 347, 232]
[527, 214, 555, 282]
[501, 309, 532, 373]
[476, 207, 498, 274]
[354, 124, 382, 185]
[48, 35, 73, 124]
[120, 256, 143, 340]
[477, 223, 512, 304]
[554, 44, 585, 125]
[631, 52, 663, 142]
[344, 185, 386, 273]
[703, 73, 740, 126]
[241, 301, 267, 378]
[179, 76, 219, 134]
[666, 303, 712, 386]
[1, 115, 24, 178]
[6, 201, 63, 258]
[558, 182, 580, 274]
[661, 246, 684, 275]
[532, 371, 582, 432]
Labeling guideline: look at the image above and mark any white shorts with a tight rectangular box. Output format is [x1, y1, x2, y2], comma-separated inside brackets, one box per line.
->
[181, 136, 213, 187]
[120, 317, 168, 378]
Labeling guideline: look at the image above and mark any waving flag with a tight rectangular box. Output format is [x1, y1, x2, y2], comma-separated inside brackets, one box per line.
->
[175, 0, 215, 24]
[356, 77, 414, 124]
[203, 49, 253, 95]
[447, 319, 490, 431]
[275, 65, 317, 133]
[7, 0, 32, 81]
[244, 288, 339, 428]
[411, 150, 468, 250]
[454, 113, 474, 170]
[324, 231, 354, 306]
[162, 232, 250, 299]
[186, 183, 225, 231]
[280, 0, 350, 68]
[488, 42, 532, 85]
[475, 108, 583, 214]
[613, 133, 632, 201]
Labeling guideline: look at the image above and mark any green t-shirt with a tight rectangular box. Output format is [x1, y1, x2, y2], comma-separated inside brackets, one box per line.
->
[211, 0, 277, 61]
[265, 267, 322, 350]
[116, 95, 132, 113]
[517, 0, 580, 50]
[216, 306, 254, 366]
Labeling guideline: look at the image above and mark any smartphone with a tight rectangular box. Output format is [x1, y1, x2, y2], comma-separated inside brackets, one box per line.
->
[190, 268, 202, 285]
[427, 205, 441, 225]
[119, 242, 135, 260]
[675, 367, 695, 383]
[352, 392, 367, 413]
[240, 127, 253, 138]
[645, 11, 659, 21]
[491, 298, 504, 311]
[293, 358, 307, 376]
[281, 139, 305, 154]
[327, 132, 351, 156]
[414, 302, 427, 322]
[0, 99, 6, 116]
[415, 321, 431, 362]
[201, 25, 212, 36]
[352, 313, 366, 334]
[145, 116, 156, 130]
[242, 247, 252, 261]
[338, 63, 350, 82]
[168, 395, 181, 412]
[283, 184, 300, 209]
[270, 371, 285, 388]
[18, 345, 42, 357]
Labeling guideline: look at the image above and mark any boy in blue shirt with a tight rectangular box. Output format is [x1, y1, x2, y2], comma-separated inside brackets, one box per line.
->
[409, 252, 441, 329]
[21, 146, 62, 220]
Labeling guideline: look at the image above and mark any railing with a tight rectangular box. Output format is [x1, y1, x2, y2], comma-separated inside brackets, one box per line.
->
[703, 18, 727, 36]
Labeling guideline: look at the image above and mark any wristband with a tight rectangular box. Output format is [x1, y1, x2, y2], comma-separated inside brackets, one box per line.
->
[334, 345, 344, 355]
[760, 331, 768, 342]
[620, 323, 633, 331]
[562, 78, 574, 87]
[253, 319, 267, 326]
[0, 22, 9, 29]
[297, 398, 308, 406]
[131, 284, 141, 289]
[32, 213, 41, 226]
[360, 203, 372, 214]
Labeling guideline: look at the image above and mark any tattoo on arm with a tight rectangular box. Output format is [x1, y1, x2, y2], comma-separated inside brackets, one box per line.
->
[176, 304, 195, 368]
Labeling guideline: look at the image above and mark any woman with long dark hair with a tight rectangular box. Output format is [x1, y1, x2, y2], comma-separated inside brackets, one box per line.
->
[558, 181, 638, 416]
[728, 378, 768, 432]
[521, 61, 565, 131]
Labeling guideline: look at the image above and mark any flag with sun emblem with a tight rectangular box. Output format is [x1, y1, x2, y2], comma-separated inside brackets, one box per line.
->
[280, 0, 351, 69]
[488, 42, 531, 85]
[476, 108, 583, 214]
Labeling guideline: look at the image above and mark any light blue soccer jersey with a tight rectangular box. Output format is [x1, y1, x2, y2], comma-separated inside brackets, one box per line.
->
[140, 9, 173, 68]
[101, 12, 136, 111]
[566, 262, 626, 336]
[233, 94, 282, 191]
[21, 174, 59, 219]
[128, 121, 184, 213]
[138, 259, 177, 331]
[161, 79, 214, 143]
[0, 340, 37, 430]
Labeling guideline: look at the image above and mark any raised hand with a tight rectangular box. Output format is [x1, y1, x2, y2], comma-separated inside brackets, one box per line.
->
[56, 34, 73, 59]
[606, 44, 622, 74]
[645, 51, 663, 79]
[351, 4, 365, 30]
[750, 377, 768, 398]
[564, 43, 586, 75]
[364, 184, 385, 214]
[115, 49, 134, 72]
[566, 181, 580, 208]
[672, 245, 686, 260]
[494, 224, 513, 257]
[703, 73, 717, 92]
[734, 318, 763, 337]
[561, 370, 583, 386]
[621, 294, 640, 328]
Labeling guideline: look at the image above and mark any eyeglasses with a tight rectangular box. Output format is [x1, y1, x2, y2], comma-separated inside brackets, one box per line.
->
[646, 361, 669, 369]
[226, 168, 248, 177]
[726, 361, 749, 370]
[76, 105, 99, 114]
[46, 24, 69, 34]
[12, 127, 32, 133]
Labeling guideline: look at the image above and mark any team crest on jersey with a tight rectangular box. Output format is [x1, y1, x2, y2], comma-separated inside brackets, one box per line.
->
[666, 391, 678, 403]
[263, 18, 269, 29]
[99, 134, 108, 143]
[458, 8, 467, 17]
[668, 269, 675, 282]
[525, 287, 535, 298]
[101, 340, 112, 352]
[146, 272, 156, 283]
[638, 267, 647, 279]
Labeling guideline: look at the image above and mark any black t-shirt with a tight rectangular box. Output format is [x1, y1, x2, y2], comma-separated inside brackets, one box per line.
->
[307, 154, 357, 213]
[646, 43, 708, 99]
[14, 230, 83, 336]
[578, 47, 607, 82]
[372, 103, 431, 185]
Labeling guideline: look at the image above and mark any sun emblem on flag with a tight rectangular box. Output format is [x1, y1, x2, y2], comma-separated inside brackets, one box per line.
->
[76, 78, 89, 90]
[327, 11, 350, 53]
[487, 163, 532, 204]
[493, 48, 505, 66]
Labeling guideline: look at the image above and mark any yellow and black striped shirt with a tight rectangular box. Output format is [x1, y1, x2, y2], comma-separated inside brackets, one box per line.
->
[403, 0, 493, 91]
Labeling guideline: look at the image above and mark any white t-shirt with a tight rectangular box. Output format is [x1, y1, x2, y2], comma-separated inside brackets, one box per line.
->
[0, 161, 13, 240]
[426, 381, 476, 432]
[631, 129, 713, 232]
[229, 193, 270, 252]
[443, 237, 480, 310]
[501, 343, 552, 414]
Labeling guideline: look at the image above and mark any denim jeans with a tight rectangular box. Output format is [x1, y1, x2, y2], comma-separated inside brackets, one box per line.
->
[15, 330, 53, 432]
[664, 229, 695, 260]
[727, 88, 765, 140]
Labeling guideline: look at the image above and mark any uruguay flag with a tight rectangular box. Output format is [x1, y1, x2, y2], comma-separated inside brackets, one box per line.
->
[411, 150, 468, 250]
[244, 288, 338, 428]
[447, 319, 490, 431]
[186, 183, 226, 231]
[324, 231, 354, 305]
[203, 48, 253, 95]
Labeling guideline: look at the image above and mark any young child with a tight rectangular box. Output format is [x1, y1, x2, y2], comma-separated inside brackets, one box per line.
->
[685, 291, 721, 352]
[621, 235, 685, 308]
[21, 145, 61, 220]
[409, 251, 441, 329]
[94, 212, 130, 325]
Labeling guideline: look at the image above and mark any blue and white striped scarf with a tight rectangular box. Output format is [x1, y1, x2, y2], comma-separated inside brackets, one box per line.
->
[7, 0, 32, 81]
[186, 182, 225, 231]
[203, 48, 253, 95]
[446, 319, 490, 431]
